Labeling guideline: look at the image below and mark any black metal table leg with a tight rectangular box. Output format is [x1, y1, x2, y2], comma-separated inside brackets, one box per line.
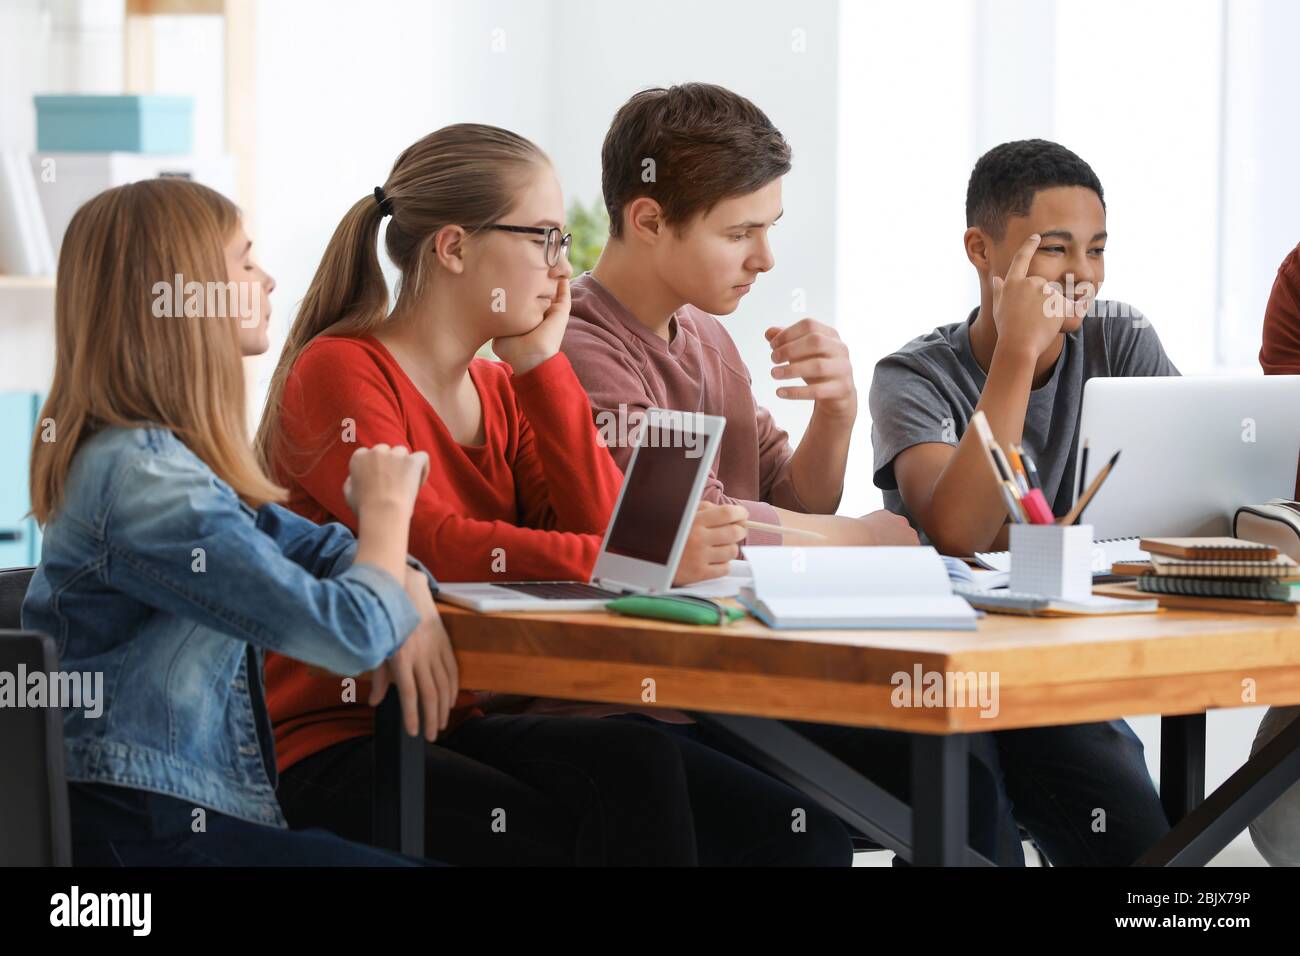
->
[1139, 709, 1300, 866]
[912, 732, 969, 866]
[694, 712, 991, 866]
[372, 686, 425, 857]
[1160, 712, 1206, 825]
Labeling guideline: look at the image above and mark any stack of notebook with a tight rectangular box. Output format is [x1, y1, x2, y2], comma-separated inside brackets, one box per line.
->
[1106, 537, 1300, 615]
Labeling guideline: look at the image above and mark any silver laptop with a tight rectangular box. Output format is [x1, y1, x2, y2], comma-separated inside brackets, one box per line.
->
[436, 408, 726, 612]
[1075, 375, 1300, 538]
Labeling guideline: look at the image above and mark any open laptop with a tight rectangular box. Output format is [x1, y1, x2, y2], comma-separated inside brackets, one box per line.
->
[1075, 375, 1300, 539]
[436, 408, 726, 612]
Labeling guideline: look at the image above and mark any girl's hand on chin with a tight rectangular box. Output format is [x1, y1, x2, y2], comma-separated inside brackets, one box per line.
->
[491, 276, 570, 375]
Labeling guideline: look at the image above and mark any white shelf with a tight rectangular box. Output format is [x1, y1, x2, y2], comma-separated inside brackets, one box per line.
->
[0, 276, 57, 392]
[0, 276, 55, 290]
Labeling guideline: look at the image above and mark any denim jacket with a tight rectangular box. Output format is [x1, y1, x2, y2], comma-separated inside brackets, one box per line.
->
[22, 425, 433, 828]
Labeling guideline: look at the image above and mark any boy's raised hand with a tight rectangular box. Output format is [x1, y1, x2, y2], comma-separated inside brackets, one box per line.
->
[492, 275, 571, 376]
[989, 233, 1080, 360]
[766, 318, 857, 421]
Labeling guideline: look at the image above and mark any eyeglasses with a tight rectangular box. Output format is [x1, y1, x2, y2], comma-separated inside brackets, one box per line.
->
[484, 224, 572, 268]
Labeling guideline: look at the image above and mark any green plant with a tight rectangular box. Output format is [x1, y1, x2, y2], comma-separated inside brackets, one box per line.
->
[565, 196, 610, 275]
[478, 196, 608, 360]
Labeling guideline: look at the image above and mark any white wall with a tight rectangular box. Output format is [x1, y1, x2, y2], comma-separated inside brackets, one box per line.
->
[1220, 0, 1300, 370]
[836, 0, 980, 516]
[545, 0, 840, 456]
[245, 0, 841, 446]
[0, 0, 51, 154]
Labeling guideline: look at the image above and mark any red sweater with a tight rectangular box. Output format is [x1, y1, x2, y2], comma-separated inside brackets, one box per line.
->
[265, 335, 625, 771]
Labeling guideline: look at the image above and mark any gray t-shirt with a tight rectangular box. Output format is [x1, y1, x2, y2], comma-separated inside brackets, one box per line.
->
[869, 302, 1179, 533]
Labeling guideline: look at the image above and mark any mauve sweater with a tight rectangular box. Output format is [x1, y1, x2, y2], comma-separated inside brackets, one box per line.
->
[560, 273, 811, 545]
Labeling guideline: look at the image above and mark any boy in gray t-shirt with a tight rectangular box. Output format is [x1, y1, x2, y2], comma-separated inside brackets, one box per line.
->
[869, 140, 1179, 555]
[864, 140, 1177, 866]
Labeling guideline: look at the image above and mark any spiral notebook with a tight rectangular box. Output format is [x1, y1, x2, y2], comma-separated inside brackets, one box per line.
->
[1139, 537, 1278, 561]
[1144, 553, 1300, 579]
[1136, 575, 1300, 601]
[972, 535, 1146, 575]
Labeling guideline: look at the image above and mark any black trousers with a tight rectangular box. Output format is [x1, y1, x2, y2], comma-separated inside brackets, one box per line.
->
[277, 712, 852, 866]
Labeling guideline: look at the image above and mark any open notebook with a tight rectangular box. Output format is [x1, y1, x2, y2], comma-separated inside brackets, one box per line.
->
[973, 535, 1148, 575]
[738, 546, 978, 630]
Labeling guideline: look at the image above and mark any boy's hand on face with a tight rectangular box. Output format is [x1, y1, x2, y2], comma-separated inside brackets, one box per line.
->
[766, 319, 857, 421]
[989, 233, 1082, 362]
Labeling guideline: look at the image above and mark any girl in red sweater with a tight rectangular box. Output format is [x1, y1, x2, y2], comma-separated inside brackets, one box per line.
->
[257, 124, 851, 866]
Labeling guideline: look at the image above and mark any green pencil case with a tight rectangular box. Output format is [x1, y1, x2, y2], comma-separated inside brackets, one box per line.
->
[605, 595, 746, 626]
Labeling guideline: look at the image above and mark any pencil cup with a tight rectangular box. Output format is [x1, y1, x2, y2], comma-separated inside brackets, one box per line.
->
[1009, 523, 1093, 601]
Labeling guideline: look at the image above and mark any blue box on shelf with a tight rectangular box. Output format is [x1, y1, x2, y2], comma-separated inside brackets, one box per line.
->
[34, 95, 194, 154]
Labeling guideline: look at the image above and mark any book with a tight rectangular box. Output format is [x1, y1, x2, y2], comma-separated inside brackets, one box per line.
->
[0, 149, 56, 276]
[1146, 553, 1300, 580]
[738, 546, 978, 630]
[1097, 582, 1300, 616]
[1135, 574, 1300, 602]
[1139, 537, 1278, 561]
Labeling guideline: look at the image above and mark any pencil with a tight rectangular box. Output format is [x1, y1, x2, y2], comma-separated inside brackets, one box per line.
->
[1076, 439, 1090, 504]
[1016, 445, 1043, 491]
[743, 520, 828, 541]
[1006, 446, 1030, 494]
[970, 411, 1025, 524]
[1001, 480, 1028, 523]
[1061, 449, 1120, 526]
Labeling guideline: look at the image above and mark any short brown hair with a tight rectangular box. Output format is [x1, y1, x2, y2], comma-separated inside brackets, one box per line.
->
[601, 83, 792, 238]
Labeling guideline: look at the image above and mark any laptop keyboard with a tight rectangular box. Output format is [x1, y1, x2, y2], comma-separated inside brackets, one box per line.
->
[501, 582, 616, 600]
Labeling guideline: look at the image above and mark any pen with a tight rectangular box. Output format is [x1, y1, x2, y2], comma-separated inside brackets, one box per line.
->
[743, 520, 828, 541]
[1061, 449, 1120, 526]
[999, 480, 1027, 523]
[1076, 439, 1090, 504]
[1007, 446, 1030, 495]
[977, 411, 1024, 522]
[1016, 445, 1043, 491]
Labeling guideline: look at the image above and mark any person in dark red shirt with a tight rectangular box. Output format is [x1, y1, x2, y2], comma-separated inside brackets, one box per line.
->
[1252, 241, 1300, 866]
[256, 123, 852, 866]
[1258, 242, 1300, 375]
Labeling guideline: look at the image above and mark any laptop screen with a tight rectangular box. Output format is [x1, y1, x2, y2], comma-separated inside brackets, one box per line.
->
[603, 426, 702, 565]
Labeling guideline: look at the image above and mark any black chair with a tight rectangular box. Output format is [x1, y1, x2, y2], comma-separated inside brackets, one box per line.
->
[0, 566, 72, 865]
[372, 687, 426, 857]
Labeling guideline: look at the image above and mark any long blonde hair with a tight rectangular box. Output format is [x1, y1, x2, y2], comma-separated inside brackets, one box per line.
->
[255, 123, 547, 471]
[29, 178, 283, 523]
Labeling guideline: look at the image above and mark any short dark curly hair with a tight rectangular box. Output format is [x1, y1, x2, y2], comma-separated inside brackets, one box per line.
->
[965, 139, 1104, 240]
[600, 83, 792, 238]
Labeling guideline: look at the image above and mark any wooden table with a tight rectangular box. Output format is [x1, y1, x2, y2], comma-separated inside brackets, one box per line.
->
[375, 600, 1300, 865]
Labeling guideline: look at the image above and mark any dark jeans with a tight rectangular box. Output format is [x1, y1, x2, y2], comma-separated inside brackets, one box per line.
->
[68, 782, 428, 866]
[786, 718, 1169, 866]
[642, 716, 1019, 863]
[992, 719, 1171, 865]
[278, 712, 852, 866]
